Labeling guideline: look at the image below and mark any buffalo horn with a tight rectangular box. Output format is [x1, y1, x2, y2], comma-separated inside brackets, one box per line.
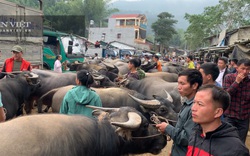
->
[111, 112, 142, 129]
[86, 105, 119, 112]
[92, 75, 104, 80]
[9, 71, 23, 74]
[91, 69, 99, 74]
[164, 90, 173, 103]
[28, 73, 39, 79]
[128, 94, 161, 109]
[102, 61, 115, 68]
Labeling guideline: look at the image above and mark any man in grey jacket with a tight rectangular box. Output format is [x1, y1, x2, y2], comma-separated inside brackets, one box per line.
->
[156, 69, 203, 156]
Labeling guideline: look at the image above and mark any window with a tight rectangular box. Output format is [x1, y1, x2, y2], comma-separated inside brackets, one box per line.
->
[126, 19, 135, 26]
[102, 33, 106, 41]
[117, 33, 121, 39]
[135, 30, 138, 39]
[120, 20, 125, 26]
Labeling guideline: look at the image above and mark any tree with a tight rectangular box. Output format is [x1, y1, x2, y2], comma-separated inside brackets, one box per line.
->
[219, 0, 250, 29]
[151, 12, 177, 51]
[184, 4, 224, 50]
[184, 0, 250, 50]
[6, 0, 118, 37]
[83, 0, 118, 27]
[169, 29, 186, 49]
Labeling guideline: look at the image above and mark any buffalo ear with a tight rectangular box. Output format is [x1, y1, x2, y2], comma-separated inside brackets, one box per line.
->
[92, 110, 109, 121]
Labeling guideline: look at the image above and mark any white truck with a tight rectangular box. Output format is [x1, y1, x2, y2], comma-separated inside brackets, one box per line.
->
[0, 0, 43, 69]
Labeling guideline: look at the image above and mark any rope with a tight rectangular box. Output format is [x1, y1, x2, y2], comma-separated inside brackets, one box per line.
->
[150, 114, 173, 141]
[131, 133, 162, 139]
[157, 116, 177, 123]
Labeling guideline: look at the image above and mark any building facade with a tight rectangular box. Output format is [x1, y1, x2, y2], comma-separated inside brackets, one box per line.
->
[89, 14, 149, 50]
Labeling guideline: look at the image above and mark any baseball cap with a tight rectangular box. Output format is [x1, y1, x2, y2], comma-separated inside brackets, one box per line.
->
[11, 45, 23, 53]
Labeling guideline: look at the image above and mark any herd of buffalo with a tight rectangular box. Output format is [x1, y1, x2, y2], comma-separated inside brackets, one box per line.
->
[0, 58, 186, 155]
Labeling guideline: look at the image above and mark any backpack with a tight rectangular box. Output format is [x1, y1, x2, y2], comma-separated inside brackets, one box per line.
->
[137, 68, 145, 80]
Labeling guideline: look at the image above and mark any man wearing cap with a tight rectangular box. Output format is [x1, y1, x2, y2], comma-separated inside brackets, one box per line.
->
[0, 45, 31, 79]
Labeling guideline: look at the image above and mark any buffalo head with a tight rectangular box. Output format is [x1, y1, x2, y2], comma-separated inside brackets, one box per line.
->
[128, 91, 178, 126]
[91, 73, 116, 88]
[87, 106, 167, 155]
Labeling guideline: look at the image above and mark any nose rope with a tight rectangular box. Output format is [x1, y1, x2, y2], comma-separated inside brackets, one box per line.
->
[150, 113, 177, 123]
[131, 133, 163, 139]
[157, 115, 177, 123]
[150, 114, 173, 141]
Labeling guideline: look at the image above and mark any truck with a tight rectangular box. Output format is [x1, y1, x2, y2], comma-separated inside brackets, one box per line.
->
[0, 0, 85, 72]
[0, 0, 43, 69]
[43, 29, 85, 70]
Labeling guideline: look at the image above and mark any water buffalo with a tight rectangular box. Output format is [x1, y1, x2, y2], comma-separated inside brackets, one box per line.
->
[123, 77, 177, 98]
[27, 69, 115, 113]
[0, 107, 167, 155]
[162, 62, 186, 74]
[0, 71, 40, 120]
[68, 61, 119, 81]
[145, 72, 178, 82]
[38, 86, 178, 124]
[90, 72, 116, 88]
[122, 77, 182, 113]
[25, 69, 77, 114]
[112, 60, 129, 75]
[141, 62, 156, 72]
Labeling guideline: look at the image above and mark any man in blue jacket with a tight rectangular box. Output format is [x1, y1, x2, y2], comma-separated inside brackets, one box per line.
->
[156, 69, 203, 156]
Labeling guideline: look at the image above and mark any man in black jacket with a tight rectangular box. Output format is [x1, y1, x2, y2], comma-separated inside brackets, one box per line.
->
[215, 57, 230, 86]
[187, 85, 249, 156]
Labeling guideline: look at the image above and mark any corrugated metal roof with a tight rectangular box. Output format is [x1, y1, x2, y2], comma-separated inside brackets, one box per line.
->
[110, 42, 135, 50]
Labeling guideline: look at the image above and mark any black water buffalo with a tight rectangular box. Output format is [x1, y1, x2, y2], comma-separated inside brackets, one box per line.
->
[141, 62, 156, 72]
[90, 73, 116, 88]
[162, 62, 186, 74]
[38, 86, 178, 124]
[0, 72, 40, 120]
[68, 61, 119, 81]
[123, 77, 177, 98]
[28, 69, 115, 113]
[113, 60, 129, 75]
[0, 107, 167, 155]
[122, 77, 182, 113]
[145, 72, 178, 82]
[25, 69, 77, 114]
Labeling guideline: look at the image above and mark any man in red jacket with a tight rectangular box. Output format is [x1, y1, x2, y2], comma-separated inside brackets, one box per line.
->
[187, 84, 249, 156]
[0, 45, 31, 79]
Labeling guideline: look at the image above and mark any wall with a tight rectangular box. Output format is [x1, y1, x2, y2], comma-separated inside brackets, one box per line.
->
[238, 27, 250, 41]
[228, 27, 250, 45]
[89, 27, 136, 47]
[228, 32, 238, 45]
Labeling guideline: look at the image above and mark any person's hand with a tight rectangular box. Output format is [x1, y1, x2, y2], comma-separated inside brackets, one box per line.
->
[156, 122, 169, 133]
[235, 73, 246, 83]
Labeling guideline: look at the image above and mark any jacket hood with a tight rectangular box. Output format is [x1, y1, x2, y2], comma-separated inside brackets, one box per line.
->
[70, 86, 96, 105]
[189, 122, 248, 156]
[205, 121, 239, 139]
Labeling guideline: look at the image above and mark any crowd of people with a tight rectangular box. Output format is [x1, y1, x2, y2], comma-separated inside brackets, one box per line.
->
[154, 55, 250, 155]
[108, 53, 250, 155]
[0, 45, 250, 155]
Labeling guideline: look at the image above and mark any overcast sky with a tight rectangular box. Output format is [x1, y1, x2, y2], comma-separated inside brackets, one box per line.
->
[110, 0, 220, 29]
